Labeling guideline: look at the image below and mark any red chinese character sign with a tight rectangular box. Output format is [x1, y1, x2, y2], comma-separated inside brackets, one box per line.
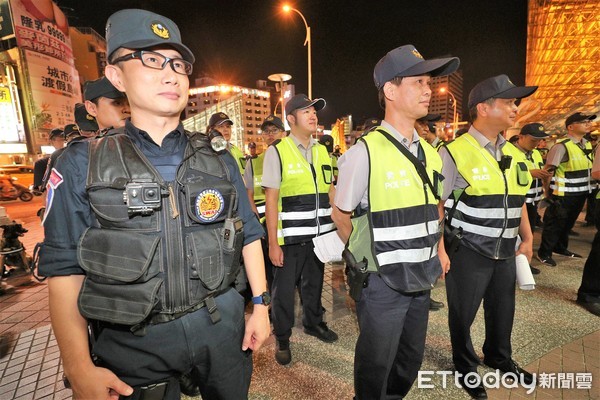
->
[10, 0, 80, 131]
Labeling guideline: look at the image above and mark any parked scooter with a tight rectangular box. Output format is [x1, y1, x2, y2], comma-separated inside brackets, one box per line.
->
[0, 175, 33, 202]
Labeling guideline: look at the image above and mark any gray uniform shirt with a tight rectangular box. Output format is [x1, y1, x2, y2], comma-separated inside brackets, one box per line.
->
[439, 127, 508, 201]
[334, 120, 420, 212]
[545, 135, 589, 167]
[261, 133, 317, 189]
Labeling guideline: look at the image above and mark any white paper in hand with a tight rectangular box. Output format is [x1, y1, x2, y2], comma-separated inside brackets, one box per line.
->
[312, 231, 345, 263]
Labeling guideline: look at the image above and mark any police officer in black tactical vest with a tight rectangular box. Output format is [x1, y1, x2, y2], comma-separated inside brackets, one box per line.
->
[39, 9, 269, 400]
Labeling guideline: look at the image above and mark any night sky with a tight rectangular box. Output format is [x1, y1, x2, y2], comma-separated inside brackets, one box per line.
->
[56, 0, 529, 127]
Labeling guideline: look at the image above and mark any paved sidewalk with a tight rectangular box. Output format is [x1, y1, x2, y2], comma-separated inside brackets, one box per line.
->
[0, 198, 598, 399]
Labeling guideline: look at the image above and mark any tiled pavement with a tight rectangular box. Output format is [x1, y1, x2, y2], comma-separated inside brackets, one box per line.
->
[0, 197, 598, 399]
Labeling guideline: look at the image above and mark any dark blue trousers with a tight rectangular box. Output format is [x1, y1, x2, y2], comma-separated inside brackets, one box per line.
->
[93, 288, 252, 400]
[271, 242, 325, 342]
[446, 244, 516, 373]
[578, 199, 600, 303]
[354, 274, 430, 400]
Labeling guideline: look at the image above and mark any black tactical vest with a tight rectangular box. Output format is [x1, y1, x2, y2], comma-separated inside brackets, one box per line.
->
[77, 131, 244, 329]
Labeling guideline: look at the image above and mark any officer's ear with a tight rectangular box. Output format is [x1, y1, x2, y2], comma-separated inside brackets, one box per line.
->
[104, 64, 126, 93]
[84, 100, 98, 118]
[286, 113, 296, 127]
[476, 101, 490, 118]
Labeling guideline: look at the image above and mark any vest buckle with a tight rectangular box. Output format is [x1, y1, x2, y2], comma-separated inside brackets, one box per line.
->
[205, 296, 221, 324]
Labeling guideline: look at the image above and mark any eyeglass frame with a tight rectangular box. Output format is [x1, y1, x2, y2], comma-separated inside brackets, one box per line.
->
[110, 50, 193, 76]
[262, 127, 282, 134]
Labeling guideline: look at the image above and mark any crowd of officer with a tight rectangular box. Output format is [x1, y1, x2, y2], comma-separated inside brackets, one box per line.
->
[32, 7, 598, 400]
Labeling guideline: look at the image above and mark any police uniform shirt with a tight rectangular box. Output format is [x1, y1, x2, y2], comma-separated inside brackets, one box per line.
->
[261, 133, 317, 189]
[438, 127, 508, 201]
[545, 134, 590, 168]
[431, 137, 441, 148]
[243, 158, 255, 191]
[39, 120, 263, 277]
[334, 120, 421, 212]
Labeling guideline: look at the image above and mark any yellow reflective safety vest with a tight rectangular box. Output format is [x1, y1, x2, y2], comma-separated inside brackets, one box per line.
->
[347, 128, 443, 293]
[549, 138, 593, 197]
[445, 135, 531, 260]
[522, 148, 545, 204]
[250, 153, 266, 220]
[274, 137, 335, 245]
[229, 144, 246, 173]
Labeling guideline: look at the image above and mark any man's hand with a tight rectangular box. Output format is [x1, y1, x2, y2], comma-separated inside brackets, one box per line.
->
[438, 246, 451, 279]
[242, 305, 270, 351]
[516, 239, 533, 264]
[68, 365, 133, 400]
[269, 243, 284, 267]
[530, 168, 552, 180]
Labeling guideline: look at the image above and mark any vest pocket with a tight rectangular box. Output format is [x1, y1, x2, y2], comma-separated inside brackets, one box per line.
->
[78, 276, 163, 325]
[78, 228, 161, 284]
[516, 162, 530, 187]
[186, 230, 224, 290]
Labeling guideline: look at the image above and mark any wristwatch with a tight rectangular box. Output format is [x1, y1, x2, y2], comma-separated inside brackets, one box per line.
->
[252, 291, 271, 306]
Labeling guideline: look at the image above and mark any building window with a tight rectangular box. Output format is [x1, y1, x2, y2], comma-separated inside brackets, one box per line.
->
[247, 123, 253, 128]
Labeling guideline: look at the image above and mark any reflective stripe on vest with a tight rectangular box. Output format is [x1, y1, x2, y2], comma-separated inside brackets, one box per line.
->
[550, 139, 592, 196]
[445, 135, 530, 259]
[347, 129, 443, 292]
[523, 149, 544, 203]
[275, 137, 334, 245]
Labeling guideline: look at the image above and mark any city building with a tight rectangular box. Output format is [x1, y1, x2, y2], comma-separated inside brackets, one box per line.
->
[525, 0, 599, 133]
[428, 70, 464, 129]
[183, 83, 271, 153]
[69, 27, 106, 84]
[0, 0, 81, 165]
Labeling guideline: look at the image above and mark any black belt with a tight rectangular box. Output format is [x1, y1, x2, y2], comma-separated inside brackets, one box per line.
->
[95, 291, 226, 336]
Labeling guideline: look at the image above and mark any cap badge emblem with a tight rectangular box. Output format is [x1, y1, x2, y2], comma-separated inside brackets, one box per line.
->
[86, 114, 95, 121]
[151, 22, 170, 39]
[412, 49, 423, 59]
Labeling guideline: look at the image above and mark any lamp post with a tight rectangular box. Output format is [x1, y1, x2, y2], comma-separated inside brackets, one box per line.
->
[440, 87, 458, 138]
[268, 73, 292, 119]
[282, 5, 312, 99]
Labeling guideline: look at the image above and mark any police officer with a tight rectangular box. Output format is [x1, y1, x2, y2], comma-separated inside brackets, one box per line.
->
[39, 9, 269, 399]
[83, 76, 130, 131]
[244, 114, 284, 291]
[577, 140, 600, 316]
[513, 124, 552, 232]
[332, 44, 458, 399]
[32, 128, 64, 192]
[416, 114, 443, 150]
[262, 94, 338, 366]
[245, 115, 284, 221]
[538, 112, 596, 266]
[75, 103, 99, 135]
[207, 112, 246, 173]
[439, 75, 536, 399]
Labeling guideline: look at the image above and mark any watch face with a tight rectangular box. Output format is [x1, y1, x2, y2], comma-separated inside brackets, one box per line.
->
[262, 291, 271, 306]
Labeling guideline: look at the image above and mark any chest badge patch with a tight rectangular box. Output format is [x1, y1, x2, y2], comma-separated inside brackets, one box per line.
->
[195, 189, 224, 222]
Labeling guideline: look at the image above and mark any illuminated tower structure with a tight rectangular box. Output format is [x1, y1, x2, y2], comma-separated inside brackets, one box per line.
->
[525, 0, 599, 133]
[183, 82, 271, 153]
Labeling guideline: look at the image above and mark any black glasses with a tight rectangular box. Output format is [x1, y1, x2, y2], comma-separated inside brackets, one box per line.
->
[111, 50, 193, 75]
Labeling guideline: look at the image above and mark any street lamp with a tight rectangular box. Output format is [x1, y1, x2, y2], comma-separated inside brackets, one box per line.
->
[282, 4, 312, 99]
[268, 73, 292, 119]
[440, 87, 458, 138]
